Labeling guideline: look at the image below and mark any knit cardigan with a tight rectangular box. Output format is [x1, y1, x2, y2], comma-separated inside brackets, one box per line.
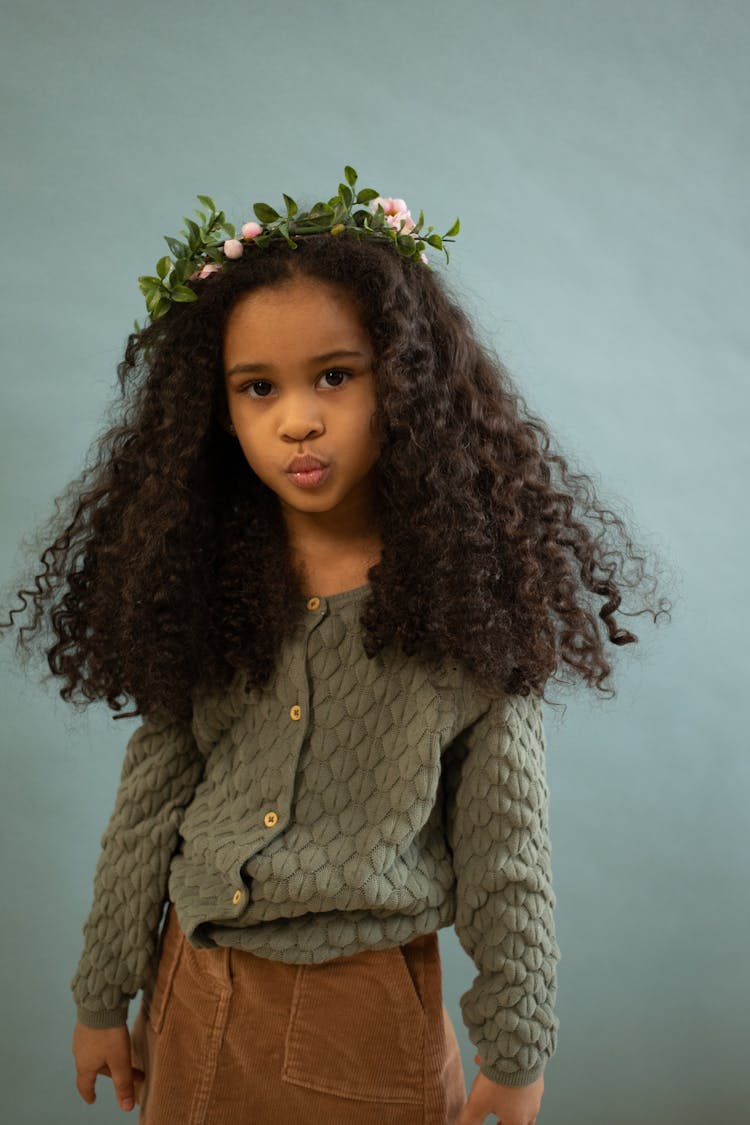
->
[70, 581, 560, 1088]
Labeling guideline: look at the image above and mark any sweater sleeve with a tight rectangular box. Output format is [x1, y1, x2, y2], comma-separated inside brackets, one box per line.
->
[443, 689, 561, 1087]
[70, 713, 205, 1029]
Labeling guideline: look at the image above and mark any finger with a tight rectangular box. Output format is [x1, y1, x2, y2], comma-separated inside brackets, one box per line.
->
[111, 1062, 136, 1112]
[75, 1067, 98, 1105]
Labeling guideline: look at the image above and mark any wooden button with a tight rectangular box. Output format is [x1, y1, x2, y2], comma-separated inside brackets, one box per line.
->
[290, 704, 301, 720]
[306, 596, 321, 611]
[264, 810, 279, 827]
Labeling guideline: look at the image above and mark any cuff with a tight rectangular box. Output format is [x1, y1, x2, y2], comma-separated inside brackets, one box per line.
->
[76, 1003, 130, 1029]
[480, 1060, 546, 1087]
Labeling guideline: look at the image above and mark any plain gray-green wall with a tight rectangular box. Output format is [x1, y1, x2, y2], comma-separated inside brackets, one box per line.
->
[1, 1, 747, 1122]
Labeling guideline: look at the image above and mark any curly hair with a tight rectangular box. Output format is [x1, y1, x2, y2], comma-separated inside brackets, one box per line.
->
[1, 231, 673, 723]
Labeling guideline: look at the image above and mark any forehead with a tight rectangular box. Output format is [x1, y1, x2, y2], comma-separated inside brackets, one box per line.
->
[223, 277, 370, 356]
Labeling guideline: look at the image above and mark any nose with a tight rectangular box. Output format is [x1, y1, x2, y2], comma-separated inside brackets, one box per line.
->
[282, 418, 324, 440]
[279, 400, 325, 442]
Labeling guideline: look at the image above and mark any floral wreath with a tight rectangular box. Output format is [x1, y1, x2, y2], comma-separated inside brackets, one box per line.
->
[135, 165, 460, 330]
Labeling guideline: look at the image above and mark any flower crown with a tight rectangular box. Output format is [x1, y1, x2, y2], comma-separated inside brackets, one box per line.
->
[135, 165, 460, 330]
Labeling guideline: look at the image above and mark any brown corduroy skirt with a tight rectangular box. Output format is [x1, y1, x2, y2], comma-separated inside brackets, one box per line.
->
[130, 901, 467, 1124]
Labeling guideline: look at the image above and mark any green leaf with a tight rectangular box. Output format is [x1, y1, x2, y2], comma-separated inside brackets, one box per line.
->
[356, 187, 379, 204]
[156, 255, 172, 280]
[276, 220, 296, 248]
[397, 234, 416, 252]
[219, 220, 236, 238]
[417, 209, 425, 229]
[338, 183, 353, 207]
[171, 285, 199, 302]
[133, 319, 141, 334]
[196, 194, 216, 211]
[184, 218, 201, 242]
[138, 275, 161, 293]
[344, 165, 357, 188]
[444, 217, 460, 237]
[172, 258, 193, 284]
[282, 193, 298, 217]
[425, 233, 443, 249]
[164, 236, 186, 257]
[254, 202, 280, 223]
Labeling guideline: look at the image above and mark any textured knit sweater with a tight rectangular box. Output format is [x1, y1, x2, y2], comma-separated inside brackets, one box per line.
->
[70, 581, 560, 1088]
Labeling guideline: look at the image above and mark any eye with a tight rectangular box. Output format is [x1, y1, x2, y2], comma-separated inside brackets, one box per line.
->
[240, 369, 352, 399]
[319, 368, 352, 388]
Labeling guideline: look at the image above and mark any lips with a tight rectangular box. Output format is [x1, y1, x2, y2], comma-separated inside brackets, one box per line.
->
[286, 454, 329, 473]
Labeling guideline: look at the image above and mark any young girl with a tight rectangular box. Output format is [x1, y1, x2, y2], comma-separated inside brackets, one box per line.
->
[3, 166, 670, 1125]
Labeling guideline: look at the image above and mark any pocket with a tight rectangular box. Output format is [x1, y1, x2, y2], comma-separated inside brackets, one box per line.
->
[397, 940, 428, 1016]
[147, 904, 184, 1034]
[282, 942, 426, 1104]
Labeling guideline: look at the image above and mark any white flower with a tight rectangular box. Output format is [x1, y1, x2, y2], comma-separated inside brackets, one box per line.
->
[222, 238, 244, 259]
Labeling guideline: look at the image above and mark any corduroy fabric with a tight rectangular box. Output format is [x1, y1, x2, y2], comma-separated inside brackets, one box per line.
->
[130, 900, 467, 1124]
[72, 580, 560, 1086]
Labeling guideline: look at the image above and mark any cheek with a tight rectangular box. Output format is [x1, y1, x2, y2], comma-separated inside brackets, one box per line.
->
[366, 409, 385, 460]
[234, 431, 268, 477]
[348, 415, 381, 467]
[350, 395, 381, 449]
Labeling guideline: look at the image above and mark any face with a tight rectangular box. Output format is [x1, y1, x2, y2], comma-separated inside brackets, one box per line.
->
[222, 275, 383, 543]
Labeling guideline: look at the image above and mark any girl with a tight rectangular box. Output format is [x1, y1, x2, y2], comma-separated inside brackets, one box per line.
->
[2, 166, 670, 1125]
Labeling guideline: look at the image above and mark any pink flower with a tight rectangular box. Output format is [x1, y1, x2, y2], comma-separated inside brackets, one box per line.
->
[189, 262, 222, 280]
[372, 196, 408, 215]
[370, 195, 416, 233]
[420, 251, 429, 265]
[241, 221, 263, 240]
[393, 210, 416, 233]
[223, 238, 244, 259]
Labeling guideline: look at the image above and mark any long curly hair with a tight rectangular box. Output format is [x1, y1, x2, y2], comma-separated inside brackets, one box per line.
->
[1, 231, 673, 723]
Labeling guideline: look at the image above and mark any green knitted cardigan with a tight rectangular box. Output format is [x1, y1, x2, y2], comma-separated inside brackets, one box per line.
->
[70, 580, 560, 1088]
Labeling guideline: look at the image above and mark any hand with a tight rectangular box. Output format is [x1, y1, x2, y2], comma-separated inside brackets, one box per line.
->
[72, 1020, 145, 1113]
[455, 1053, 544, 1124]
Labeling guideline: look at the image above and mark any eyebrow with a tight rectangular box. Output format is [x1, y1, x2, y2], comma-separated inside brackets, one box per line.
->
[226, 350, 368, 378]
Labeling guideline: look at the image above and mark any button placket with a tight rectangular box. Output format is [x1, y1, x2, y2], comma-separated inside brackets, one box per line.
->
[231, 592, 328, 913]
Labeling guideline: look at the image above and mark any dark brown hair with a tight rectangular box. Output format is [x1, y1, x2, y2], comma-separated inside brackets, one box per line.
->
[1, 232, 673, 722]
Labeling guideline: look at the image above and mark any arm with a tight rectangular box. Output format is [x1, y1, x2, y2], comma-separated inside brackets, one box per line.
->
[70, 713, 205, 1028]
[444, 689, 561, 1087]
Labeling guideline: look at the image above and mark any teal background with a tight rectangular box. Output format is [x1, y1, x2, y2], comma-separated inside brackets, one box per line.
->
[1, 1, 747, 1121]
